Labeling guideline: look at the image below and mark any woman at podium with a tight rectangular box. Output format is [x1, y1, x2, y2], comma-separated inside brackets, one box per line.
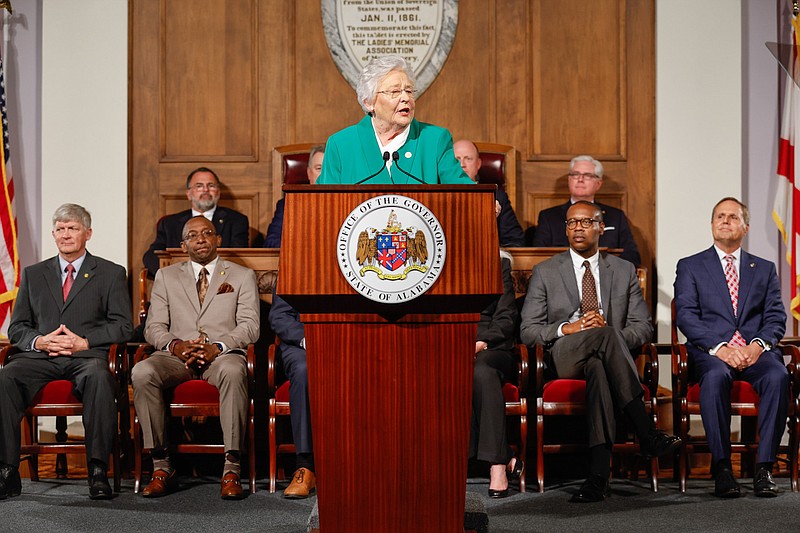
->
[317, 55, 473, 185]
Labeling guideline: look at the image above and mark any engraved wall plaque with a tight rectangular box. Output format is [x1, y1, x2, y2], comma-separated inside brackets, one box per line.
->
[322, 0, 458, 98]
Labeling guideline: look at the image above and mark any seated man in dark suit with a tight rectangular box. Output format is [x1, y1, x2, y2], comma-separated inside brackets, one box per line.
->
[0, 203, 133, 500]
[674, 197, 788, 498]
[263, 145, 324, 248]
[532, 155, 640, 265]
[520, 200, 679, 502]
[268, 294, 316, 499]
[453, 140, 525, 247]
[143, 167, 249, 274]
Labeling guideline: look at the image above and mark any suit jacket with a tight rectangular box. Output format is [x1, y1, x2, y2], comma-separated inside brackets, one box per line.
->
[674, 246, 785, 357]
[519, 251, 652, 351]
[269, 294, 304, 348]
[263, 198, 285, 248]
[144, 258, 260, 352]
[143, 206, 250, 274]
[532, 201, 641, 265]
[8, 252, 133, 359]
[494, 189, 525, 247]
[477, 257, 518, 351]
[317, 115, 473, 185]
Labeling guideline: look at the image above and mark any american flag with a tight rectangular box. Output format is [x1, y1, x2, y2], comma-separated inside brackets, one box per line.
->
[0, 52, 18, 337]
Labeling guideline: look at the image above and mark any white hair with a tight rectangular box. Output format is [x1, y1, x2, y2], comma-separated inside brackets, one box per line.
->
[356, 55, 416, 114]
[569, 155, 604, 178]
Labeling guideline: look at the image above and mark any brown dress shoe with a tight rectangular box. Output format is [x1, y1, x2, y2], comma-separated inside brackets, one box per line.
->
[220, 471, 245, 500]
[284, 467, 316, 499]
[142, 469, 178, 498]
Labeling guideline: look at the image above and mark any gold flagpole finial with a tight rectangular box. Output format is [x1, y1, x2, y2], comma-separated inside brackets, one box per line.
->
[0, 1, 11, 15]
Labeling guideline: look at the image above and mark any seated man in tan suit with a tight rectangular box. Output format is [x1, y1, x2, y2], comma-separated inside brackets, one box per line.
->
[132, 216, 260, 499]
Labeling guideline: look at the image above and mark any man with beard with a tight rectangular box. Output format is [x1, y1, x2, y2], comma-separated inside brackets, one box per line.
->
[143, 167, 250, 274]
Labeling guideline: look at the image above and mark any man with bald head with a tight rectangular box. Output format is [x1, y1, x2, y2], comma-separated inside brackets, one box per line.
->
[132, 216, 260, 499]
[453, 140, 525, 247]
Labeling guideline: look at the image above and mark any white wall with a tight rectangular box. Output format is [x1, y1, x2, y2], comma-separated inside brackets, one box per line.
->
[41, 0, 127, 268]
[655, 1, 743, 341]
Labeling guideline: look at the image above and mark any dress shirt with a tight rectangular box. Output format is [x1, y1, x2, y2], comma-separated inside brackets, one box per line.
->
[557, 249, 603, 337]
[191, 207, 216, 222]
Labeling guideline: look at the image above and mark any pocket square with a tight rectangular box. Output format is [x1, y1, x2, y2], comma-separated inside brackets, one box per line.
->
[217, 282, 235, 294]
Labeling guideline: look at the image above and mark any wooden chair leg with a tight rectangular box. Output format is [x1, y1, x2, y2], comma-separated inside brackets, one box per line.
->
[248, 409, 256, 494]
[133, 415, 143, 493]
[55, 415, 68, 479]
[269, 402, 277, 494]
[518, 409, 527, 493]
[536, 413, 544, 493]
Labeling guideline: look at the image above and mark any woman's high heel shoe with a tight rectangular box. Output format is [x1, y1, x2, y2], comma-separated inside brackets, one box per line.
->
[507, 458, 524, 482]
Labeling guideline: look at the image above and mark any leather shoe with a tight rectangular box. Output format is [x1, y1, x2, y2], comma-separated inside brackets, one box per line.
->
[570, 474, 610, 503]
[507, 458, 524, 482]
[283, 467, 316, 499]
[488, 488, 509, 499]
[753, 467, 779, 498]
[714, 467, 741, 498]
[641, 431, 682, 459]
[142, 468, 178, 498]
[220, 471, 245, 500]
[88, 462, 112, 500]
[0, 464, 21, 500]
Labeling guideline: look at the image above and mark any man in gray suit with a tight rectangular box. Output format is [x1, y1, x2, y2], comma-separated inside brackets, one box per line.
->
[132, 216, 259, 500]
[0, 203, 133, 500]
[520, 201, 679, 502]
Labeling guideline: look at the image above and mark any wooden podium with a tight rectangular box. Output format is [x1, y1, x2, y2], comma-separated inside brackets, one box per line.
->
[277, 185, 502, 533]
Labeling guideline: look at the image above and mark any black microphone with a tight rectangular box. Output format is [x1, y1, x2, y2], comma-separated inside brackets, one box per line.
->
[356, 151, 391, 184]
[392, 151, 424, 184]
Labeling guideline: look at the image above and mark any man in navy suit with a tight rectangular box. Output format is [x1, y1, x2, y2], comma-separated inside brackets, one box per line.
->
[0, 204, 133, 500]
[675, 197, 788, 498]
[532, 155, 640, 265]
[143, 167, 249, 274]
[263, 145, 324, 248]
[453, 140, 525, 247]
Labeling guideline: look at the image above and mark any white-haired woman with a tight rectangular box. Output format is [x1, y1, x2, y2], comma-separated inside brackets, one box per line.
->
[318, 55, 472, 185]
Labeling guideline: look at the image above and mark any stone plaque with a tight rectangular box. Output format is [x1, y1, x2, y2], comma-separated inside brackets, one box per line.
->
[322, 0, 458, 98]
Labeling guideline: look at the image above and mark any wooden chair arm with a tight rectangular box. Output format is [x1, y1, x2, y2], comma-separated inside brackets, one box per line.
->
[513, 343, 530, 398]
[138, 267, 150, 323]
[246, 343, 256, 395]
[780, 343, 800, 400]
[534, 343, 546, 398]
[267, 340, 279, 394]
[671, 342, 690, 399]
[638, 343, 658, 398]
[133, 343, 156, 366]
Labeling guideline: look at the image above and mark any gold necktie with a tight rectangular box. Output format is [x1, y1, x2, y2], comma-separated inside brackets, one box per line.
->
[197, 267, 209, 305]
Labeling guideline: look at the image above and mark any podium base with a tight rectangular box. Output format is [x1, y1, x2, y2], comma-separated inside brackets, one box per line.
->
[306, 492, 489, 533]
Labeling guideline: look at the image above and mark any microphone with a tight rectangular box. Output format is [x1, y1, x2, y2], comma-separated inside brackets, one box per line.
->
[392, 151, 424, 184]
[356, 151, 391, 184]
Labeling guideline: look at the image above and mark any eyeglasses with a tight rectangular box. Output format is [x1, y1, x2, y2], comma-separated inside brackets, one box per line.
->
[565, 218, 600, 229]
[376, 88, 416, 100]
[183, 229, 216, 242]
[568, 172, 601, 181]
[189, 183, 220, 191]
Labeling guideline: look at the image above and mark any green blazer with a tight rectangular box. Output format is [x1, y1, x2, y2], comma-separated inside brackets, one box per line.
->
[318, 115, 473, 185]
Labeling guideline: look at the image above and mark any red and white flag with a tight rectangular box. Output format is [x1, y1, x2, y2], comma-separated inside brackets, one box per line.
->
[774, 16, 800, 321]
[0, 52, 18, 337]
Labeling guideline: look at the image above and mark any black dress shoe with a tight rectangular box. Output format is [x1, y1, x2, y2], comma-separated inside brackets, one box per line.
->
[487, 488, 509, 499]
[641, 431, 682, 459]
[714, 467, 741, 498]
[753, 467, 779, 498]
[88, 462, 112, 500]
[0, 464, 21, 500]
[506, 458, 524, 482]
[570, 475, 610, 503]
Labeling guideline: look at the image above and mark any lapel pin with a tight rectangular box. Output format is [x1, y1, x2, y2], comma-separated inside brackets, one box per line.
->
[84, 273, 89, 278]
[750, 263, 755, 268]
[220, 270, 225, 276]
[404, 151, 412, 158]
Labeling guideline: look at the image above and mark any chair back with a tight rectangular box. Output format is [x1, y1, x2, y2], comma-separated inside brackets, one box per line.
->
[474, 142, 518, 209]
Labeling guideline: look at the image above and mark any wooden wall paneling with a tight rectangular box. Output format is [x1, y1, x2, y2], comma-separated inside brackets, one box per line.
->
[161, 0, 257, 161]
[529, 0, 626, 160]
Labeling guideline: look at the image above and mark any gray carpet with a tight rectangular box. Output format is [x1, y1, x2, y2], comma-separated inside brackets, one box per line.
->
[2, 475, 799, 532]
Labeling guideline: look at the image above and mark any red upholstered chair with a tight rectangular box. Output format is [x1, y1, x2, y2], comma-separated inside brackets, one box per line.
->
[267, 339, 293, 493]
[670, 300, 800, 492]
[270, 143, 323, 203]
[132, 343, 258, 494]
[0, 344, 127, 491]
[474, 142, 518, 210]
[534, 342, 659, 492]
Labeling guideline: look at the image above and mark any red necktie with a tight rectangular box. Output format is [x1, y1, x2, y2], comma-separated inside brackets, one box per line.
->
[63, 263, 75, 302]
[724, 255, 746, 347]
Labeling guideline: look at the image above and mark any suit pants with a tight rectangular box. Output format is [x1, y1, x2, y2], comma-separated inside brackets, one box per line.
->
[131, 351, 248, 453]
[278, 344, 313, 455]
[692, 349, 789, 464]
[0, 355, 116, 467]
[470, 348, 516, 464]
[548, 327, 643, 448]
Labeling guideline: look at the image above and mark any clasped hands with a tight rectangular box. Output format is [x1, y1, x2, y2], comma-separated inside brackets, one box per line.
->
[716, 343, 763, 371]
[35, 324, 89, 356]
[563, 310, 606, 335]
[171, 337, 221, 371]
